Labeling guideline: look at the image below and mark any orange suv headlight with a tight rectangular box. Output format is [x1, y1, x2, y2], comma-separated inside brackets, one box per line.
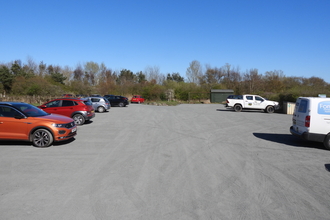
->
[52, 123, 67, 128]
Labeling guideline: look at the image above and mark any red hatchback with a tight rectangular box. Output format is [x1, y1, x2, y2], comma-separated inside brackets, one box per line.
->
[38, 98, 95, 125]
[131, 95, 145, 104]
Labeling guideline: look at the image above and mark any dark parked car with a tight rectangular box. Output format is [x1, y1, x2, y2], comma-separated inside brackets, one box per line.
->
[106, 95, 129, 107]
[38, 98, 95, 125]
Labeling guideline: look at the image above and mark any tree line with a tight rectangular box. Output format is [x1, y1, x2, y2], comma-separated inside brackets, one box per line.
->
[0, 58, 329, 103]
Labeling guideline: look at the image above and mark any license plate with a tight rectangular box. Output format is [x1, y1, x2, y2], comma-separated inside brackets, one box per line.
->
[71, 127, 77, 133]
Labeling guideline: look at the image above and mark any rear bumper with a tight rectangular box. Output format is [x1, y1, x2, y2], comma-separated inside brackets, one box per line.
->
[85, 112, 95, 120]
[290, 126, 325, 142]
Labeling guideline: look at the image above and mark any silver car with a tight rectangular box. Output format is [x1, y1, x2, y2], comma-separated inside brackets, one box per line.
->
[86, 97, 111, 113]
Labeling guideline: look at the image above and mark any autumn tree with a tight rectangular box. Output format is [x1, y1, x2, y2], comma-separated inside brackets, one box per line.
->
[84, 61, 100, 85]
[264, 70, 284, 93]
[98, 65, 117, 95]
[242, 68, 263, 94]
[186, 60, 202, 84]
[37, 61, 47, 77]
[221, 64, 242, 93]
[143, 66, 164, 84]
[199, 65, 225, 89]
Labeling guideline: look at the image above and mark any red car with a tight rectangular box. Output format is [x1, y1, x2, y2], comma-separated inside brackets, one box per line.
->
[38, 98, 95, 125]
[131, 95, 145, 103]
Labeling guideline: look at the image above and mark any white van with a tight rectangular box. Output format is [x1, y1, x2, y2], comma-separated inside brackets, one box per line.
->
[290, 97, 330, 150]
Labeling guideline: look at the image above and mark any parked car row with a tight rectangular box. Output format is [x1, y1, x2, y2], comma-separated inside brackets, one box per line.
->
[38, 97, 96, 125]
[62, 94, 145, 104]
[0, 94, 145, 148]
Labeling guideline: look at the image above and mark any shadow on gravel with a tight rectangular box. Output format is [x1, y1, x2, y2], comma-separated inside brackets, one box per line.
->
[253, 133, 325, 150]
[0, 141, 31, 146]
[0, 137, 76, 148]
[216, 108, 283, 114]
[52, 137, 76, 147]
[216, 109, 264, 113]
[325, 164, 330, 172]
[83, 120, 94, 125]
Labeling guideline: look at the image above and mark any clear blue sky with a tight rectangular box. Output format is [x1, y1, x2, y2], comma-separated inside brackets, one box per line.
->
[1, 0, 330, 83]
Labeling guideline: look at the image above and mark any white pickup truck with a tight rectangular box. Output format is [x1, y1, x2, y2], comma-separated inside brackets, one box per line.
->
[226, 94, 280, 113]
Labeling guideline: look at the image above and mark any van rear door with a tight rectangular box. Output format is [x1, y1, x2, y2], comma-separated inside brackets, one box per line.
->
[292, 98, 310, 134]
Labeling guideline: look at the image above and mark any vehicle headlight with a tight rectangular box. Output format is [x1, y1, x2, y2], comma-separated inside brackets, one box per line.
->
[52, 123, 66, 128]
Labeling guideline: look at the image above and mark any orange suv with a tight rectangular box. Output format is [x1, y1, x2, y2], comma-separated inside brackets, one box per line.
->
[38, 98, 95, 125]
[0, 102, 77, 147]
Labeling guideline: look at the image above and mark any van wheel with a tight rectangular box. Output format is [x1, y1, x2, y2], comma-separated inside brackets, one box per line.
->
[266, 106, 275, 113]
[32, 129, 53, 148]
[324, 134, 330, 150]
[234, 104, 242, 112]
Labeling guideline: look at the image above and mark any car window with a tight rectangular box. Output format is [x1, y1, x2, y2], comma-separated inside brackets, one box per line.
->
[298, 100, 308, 113]
[46, 100, 61, 107]
[246, 96, 253, 100]
[0, 106, 19, 117]
[83, 100, 92, 106]
[62, 100, 75, 107]
[91, 98, 100, 102]
[255, 96, 264, 101]
[16, 103, 49, 117]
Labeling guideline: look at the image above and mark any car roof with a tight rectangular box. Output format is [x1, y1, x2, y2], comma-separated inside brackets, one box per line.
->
[86, 96, 107, 100]
[0, 101, 26, 105]
[52, 97, 87, 101]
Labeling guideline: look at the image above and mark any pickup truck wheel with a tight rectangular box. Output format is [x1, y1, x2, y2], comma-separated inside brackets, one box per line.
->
[234, 104, 242, 112]
[324, 134, 330, 150]
[266, 106, 275, 113]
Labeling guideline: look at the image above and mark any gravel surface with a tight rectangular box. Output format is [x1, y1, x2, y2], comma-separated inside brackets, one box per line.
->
[1, 104, 330, 220]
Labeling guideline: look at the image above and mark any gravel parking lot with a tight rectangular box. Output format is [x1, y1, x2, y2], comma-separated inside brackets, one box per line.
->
[1, 104, 330, 220]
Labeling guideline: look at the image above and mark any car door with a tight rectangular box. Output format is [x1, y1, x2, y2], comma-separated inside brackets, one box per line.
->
[90, 98, 100, 110]
[251, 96, 267, 109]
[108, 96, 117, 106]
[0, 106, 29, 140]
[244, 95, 254, 109]
[60, 100, 77, 117]
[42, 100, 62, 115]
